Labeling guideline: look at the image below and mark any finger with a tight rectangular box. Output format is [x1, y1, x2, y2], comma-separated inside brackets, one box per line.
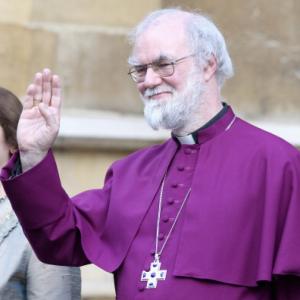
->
[51, 74, 62, 109]
[42, 68, 52, 105]
[33, 72, 43, 102]
[23, 84, 36, 109]
[38, 103, 60, 133]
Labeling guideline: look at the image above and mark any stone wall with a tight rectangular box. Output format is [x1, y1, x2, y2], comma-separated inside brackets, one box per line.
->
[163, 0, 300, 119]
[0, 0, 299, 118]
[0, 0, 162, 114]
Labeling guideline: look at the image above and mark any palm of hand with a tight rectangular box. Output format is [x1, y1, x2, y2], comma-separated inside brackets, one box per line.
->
[17, 105, 60, 153]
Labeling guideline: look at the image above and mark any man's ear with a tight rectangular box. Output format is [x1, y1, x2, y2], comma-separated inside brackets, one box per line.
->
[203, 54, 217, 82]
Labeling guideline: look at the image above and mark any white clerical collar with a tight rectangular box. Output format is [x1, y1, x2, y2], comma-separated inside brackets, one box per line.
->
[175, 134, 197, 145]
[173, 103, 229, 145]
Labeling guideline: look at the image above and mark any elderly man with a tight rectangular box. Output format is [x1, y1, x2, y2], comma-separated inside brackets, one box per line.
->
[1, 8, 300, 300]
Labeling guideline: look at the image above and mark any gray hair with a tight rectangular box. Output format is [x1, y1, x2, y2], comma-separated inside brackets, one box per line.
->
[128, 8, 234, 87]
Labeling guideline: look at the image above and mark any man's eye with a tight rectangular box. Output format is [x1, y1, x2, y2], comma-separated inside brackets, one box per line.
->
[158, 63, 172, 69]
[134, 66, 147, 74]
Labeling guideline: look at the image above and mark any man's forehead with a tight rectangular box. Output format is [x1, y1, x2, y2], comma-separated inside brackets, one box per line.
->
[131, 20, 189, 64]
[129, 52, 175, 65]
[141, 17, 185, 39]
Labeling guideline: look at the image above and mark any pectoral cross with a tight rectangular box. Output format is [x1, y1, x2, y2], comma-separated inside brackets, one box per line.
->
[141, 255, 167, 288]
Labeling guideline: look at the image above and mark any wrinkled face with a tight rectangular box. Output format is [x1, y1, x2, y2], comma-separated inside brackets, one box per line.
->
[0, 126, 11, 167]
[133, 19, 195, 99]
[131, 18, 205, 130]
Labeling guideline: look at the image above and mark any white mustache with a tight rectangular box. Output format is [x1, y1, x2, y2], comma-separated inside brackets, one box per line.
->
[144, 86, 174, 98]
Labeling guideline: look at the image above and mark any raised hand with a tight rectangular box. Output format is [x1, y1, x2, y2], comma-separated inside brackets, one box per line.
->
[18, 69, 62, 171]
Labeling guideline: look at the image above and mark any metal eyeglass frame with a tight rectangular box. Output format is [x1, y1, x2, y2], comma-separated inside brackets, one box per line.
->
[128, 54, 195, 83]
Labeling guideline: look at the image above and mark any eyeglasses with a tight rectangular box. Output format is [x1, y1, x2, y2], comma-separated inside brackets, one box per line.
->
[128, 54, 195, 83]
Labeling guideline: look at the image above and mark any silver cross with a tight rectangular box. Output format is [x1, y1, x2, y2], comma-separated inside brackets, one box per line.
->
[141, 257, 167, 288]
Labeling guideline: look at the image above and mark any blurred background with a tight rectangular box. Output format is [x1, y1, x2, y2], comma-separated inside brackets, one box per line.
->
[0, 0, 299, 299]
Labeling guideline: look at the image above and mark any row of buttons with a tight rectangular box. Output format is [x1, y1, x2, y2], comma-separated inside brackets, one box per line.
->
[137, 145, 199, 293]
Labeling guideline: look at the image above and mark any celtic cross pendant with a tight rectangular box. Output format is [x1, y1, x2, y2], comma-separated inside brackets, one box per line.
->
[141, 255, 167, 288]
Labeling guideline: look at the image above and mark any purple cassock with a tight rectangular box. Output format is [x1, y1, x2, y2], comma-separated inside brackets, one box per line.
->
[1, 106, 300, 299]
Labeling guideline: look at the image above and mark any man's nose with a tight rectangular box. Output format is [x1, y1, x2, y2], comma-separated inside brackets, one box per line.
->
[143, 67, 162, 88]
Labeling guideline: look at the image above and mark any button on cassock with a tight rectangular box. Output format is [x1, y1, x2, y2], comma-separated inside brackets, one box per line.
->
[162, 215, 169, 223]
[184, 148, 192, 155]
[167, 198, 175, 205]
[177, 165, 185, 171]
[158, 233, 165, 240]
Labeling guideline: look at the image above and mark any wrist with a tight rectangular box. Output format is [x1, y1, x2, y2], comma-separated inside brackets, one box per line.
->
[20, 150, 48, 172]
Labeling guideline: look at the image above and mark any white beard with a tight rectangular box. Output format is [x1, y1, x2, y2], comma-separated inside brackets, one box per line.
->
[140, 72, 205, 131]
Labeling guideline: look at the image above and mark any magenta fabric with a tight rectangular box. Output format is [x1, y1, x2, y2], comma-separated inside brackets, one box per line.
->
[1, 107, 300, 299]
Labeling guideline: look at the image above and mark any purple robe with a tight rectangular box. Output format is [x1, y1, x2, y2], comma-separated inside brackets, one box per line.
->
[1, 107, 300, 299]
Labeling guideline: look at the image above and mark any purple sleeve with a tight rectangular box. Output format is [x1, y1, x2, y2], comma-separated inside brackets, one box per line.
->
[0, 150, 112, 267]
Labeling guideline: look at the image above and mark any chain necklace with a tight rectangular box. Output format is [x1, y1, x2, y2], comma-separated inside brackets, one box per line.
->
[140, 114, 236, 289]
[141, 175, 191, 288]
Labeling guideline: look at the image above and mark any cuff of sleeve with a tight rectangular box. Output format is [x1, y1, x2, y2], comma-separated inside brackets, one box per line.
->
[0, 151, 20, 180]
[0, 150, 69, 229]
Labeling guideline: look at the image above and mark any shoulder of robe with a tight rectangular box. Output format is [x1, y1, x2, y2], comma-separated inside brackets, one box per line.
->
[110, 139, 173, 170]
[234, 118, 300, 161]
